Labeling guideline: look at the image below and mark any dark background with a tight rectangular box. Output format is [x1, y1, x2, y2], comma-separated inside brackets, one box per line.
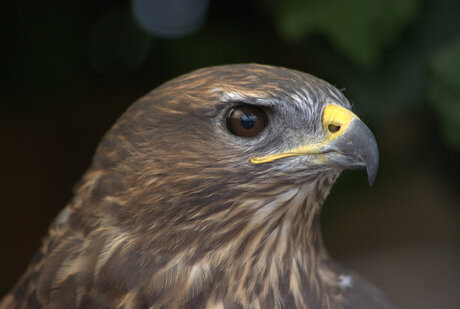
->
[1, 1, 459, 308]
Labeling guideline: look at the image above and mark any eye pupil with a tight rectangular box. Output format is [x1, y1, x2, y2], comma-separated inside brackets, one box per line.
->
[226, 105, 267, 137]
[241, 114, 256, 129]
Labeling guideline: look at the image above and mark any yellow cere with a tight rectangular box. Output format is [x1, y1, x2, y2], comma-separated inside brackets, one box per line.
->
[250, 105, 359, 164]
[322, 104, 359, 140]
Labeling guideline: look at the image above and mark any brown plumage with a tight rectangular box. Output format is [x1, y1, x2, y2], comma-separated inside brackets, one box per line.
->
[1, 64, 393, 309]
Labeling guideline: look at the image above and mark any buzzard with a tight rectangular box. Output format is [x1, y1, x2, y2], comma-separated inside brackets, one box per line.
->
[1, 64, 393, 308]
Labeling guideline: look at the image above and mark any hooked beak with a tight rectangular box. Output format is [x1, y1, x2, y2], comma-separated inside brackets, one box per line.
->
[250, 105, 379, 186]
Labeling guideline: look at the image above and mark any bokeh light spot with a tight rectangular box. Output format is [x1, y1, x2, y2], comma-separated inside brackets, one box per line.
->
[132, 0, 209, 38]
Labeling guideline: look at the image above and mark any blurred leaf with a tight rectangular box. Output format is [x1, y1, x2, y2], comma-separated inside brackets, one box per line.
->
[428, 38, 460, 149]
[271, 0, 421, 68]
[342, 0, 460, 125]
[345, 39, 426, 123]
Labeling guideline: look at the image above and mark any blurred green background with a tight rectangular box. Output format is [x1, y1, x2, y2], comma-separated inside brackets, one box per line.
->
[1, 0, 459, 308]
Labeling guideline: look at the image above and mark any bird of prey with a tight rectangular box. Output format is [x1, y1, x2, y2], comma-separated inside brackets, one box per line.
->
[1, 64, 393, 309]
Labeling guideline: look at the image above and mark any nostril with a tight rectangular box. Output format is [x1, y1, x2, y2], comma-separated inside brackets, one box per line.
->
[328, 124, 341, 133]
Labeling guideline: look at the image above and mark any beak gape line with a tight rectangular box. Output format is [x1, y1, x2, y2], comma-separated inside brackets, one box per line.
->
[250, 105, 379, 186]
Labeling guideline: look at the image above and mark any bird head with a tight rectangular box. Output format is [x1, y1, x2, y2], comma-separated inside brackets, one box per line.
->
[80, 64, 378, 255]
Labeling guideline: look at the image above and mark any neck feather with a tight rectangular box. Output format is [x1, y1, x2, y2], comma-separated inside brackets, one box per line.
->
[196, 172, 342, 307]
[69, 169, 344, 308]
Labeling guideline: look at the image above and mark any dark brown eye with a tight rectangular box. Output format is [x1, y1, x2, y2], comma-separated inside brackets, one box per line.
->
[226, 105, 267, 137]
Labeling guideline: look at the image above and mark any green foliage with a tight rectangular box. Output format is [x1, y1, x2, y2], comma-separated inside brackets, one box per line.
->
[268, 0, 460, 150]
[271, 0, 421, 68]
[428, 39, 460, 149]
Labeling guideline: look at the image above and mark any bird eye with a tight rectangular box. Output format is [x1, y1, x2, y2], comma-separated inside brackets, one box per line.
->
[226, 105, 267, 137]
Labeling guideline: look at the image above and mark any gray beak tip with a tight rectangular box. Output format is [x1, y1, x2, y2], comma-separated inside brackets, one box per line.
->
[325, 118, 379, 186]
[365, 138, 379, 187]
[367, 165, 378, 186]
